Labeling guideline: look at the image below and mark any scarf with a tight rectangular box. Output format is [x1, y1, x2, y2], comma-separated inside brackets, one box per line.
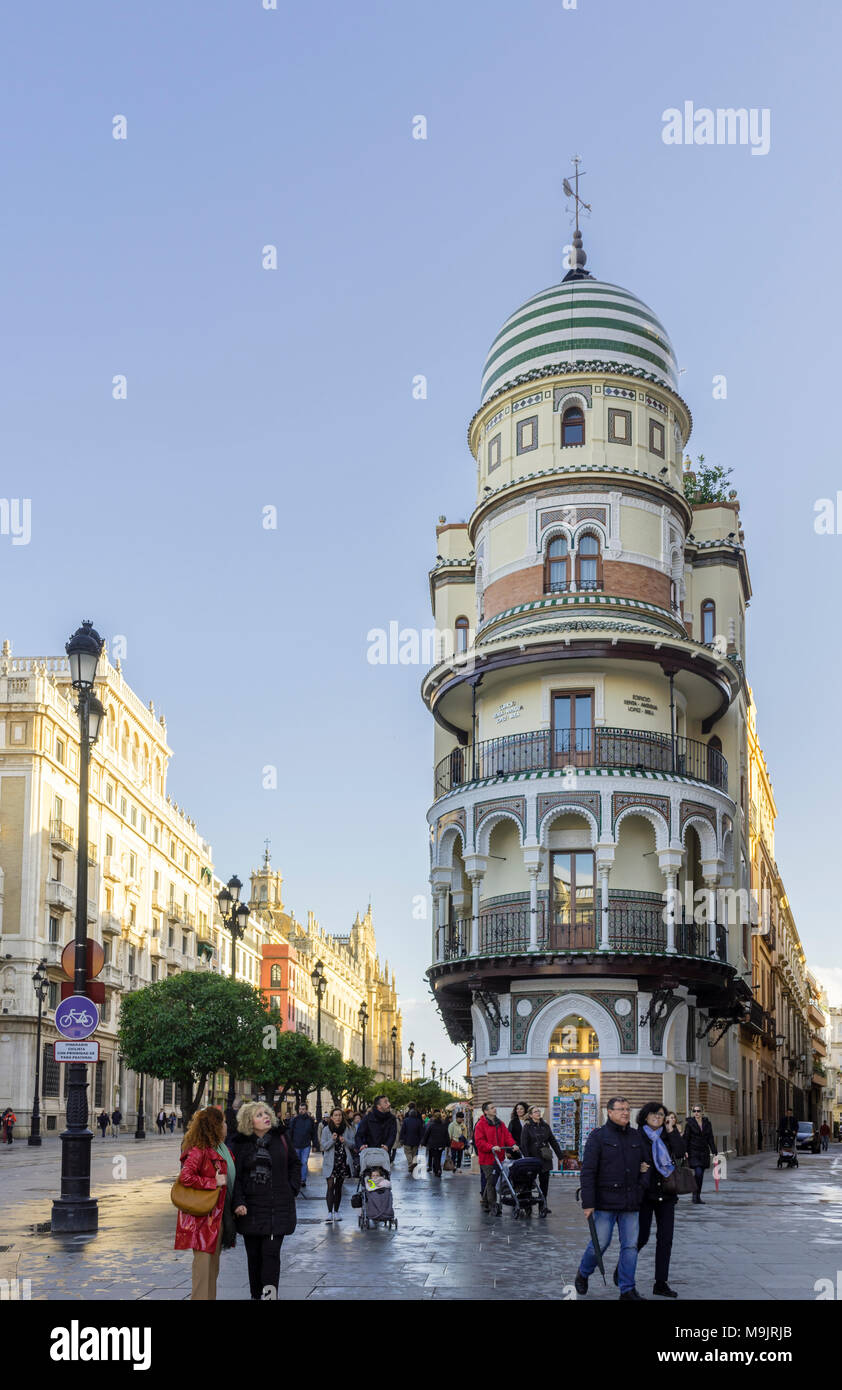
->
[643, 1124, 675, 1177]
[216, 1141, 236, 1192]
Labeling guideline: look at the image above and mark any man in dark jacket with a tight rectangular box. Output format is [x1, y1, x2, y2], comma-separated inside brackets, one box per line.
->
[420, 1109, 450, 1177]
[683, 1105, 717, 1204]
[399, 1103, 423, 1172]
[575, 1096, 646, 1301]
[287, 1104, 317, 1191]
[355, 1096, 398, 1155]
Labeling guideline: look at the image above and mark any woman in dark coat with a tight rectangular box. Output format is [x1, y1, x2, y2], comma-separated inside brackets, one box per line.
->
[229, 1100, 301, 1300]
[519, 1105, 564, 1210]
[420, 1110, 450, 1176]
[625, 1101, 687, 1299]
[509, 1102, 530, 1148]
[683, 1104, 717, 1204]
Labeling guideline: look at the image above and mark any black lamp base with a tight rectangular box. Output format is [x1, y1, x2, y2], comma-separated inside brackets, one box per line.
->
[50, 1198, 99, 1234]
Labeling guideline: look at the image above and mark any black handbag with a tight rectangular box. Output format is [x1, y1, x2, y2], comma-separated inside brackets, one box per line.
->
[663, 1162, 697, 1197]
[350, 1192, 363, 1208]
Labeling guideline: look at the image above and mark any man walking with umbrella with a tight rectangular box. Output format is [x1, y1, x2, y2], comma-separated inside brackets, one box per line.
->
[575, 1096, 646, 1301]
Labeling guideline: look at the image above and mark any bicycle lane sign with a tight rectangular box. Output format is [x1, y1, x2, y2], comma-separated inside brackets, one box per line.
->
[55, 995, 100, 1040]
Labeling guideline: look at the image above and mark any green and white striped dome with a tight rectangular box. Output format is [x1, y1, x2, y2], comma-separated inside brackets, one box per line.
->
[480, 277, 679, 404]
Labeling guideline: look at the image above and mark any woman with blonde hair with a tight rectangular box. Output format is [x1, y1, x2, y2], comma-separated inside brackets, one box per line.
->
[173, 1106, 229, 1301]
[229, 1100, 301, 1300]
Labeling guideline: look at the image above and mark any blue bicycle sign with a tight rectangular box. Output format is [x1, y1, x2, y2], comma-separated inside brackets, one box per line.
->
[55, 995, 100, 1040]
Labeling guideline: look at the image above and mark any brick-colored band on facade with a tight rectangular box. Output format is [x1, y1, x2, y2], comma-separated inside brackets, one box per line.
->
[483, 560, 671, 621]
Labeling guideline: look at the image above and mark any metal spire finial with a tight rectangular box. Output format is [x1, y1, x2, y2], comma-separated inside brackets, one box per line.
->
[562, 155, 593, 281]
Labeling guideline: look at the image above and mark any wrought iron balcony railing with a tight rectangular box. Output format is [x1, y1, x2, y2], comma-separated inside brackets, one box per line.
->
[435, 725, 727, 798]
[441, 904, 728, 963]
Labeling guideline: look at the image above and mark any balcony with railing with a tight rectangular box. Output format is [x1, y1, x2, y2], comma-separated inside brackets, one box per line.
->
[441, 902, 728, 963]
[435, 726, 727, 798]
[50, 819, 75, 851]
[46, 880, 74, 913]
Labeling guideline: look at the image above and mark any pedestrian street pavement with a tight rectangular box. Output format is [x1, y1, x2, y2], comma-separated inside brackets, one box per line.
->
[2, 1133, 842, 1301]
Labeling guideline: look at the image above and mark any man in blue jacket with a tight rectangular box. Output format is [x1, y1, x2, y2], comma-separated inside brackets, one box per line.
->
[575, 1096, 646, 1301]
[399, 1103, 423, 1172]
[287, 1104, 317, 1191]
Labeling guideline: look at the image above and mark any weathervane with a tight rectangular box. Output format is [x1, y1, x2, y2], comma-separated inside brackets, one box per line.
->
[561, 155, 592, 281]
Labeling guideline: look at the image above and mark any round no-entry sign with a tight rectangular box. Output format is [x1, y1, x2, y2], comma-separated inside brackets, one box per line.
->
[55, 995, 100, 1040]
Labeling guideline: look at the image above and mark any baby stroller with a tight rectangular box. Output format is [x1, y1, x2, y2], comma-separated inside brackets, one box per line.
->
[777, 1135, 798, 1169]
[352, 1147, 398, 1230]
[493, 1152, 547, 1218]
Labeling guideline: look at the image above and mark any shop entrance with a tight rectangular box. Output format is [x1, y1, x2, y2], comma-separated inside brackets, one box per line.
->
[548, 1016, 600, 1170]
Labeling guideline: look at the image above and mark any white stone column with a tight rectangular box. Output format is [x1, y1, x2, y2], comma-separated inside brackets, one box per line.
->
[658, 850, 684, 955]
[433, 887, 448, 962]
[595, 844, 615, 951]
[451, 889, 469, 955]
[523, 845, 542, 951]
[704, 876, 719, 958]
[464, 854, 488, 958]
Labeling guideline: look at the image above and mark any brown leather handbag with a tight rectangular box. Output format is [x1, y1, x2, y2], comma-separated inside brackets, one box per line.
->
[170, 1178, 219, 1216]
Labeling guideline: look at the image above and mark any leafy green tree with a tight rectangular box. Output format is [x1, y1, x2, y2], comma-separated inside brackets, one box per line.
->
[682, 454, 735, 504]
[314, 1043, 347, 1110]
[117, 971, 269, 1128]
[250, 1029, 321, 1108]
[342, 1061, 375, 1108]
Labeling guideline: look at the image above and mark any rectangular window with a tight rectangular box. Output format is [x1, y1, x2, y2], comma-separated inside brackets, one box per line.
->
[103, 938, 111, 964]
[153, 870, 159, 891]
[49, 915, 60, 943]
[128, 852, 137, 879]
[128, 949, 136, 974]
[54, 795, 63, 821]
[551, 690, 594, 767]
[129, 905, 136, 928]
[106, 833, 114, 857]
[95, 1061, 105, 1108]
[487, 433, 501, 472]
[182, 934, 188, 955]
[130, 805, 137, 827]
[151, 964, 158, 983]
[120, 797, 127, 818]
[105, 783, 114, 805]
[170, 840, 176, 859]
[140, 814, 146, 835]
[153, 825, 159, 845]
[608, 407, 632, 444]
[515, 415, 538, 454]
[163, 1080, 173, 1106]
[648, 418, 665, 457]
[183, 851, 189, 870]
[550, 851, 596, 948]
[152, 915, 160, 937]
[48, 981, 59, 1009]
[168, 926, 175, 947]
[56, 737, 65, 765]
[42, 1043, 60, 1098]
[51, 854, 62, 882]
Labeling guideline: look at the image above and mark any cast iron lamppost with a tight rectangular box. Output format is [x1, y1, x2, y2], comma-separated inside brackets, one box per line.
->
[408, 1041, 415, 1084]
[134, 1072, 146, 1141]
[51, 620, 105, 1233]
[431, 1061, 436, 1082]
[390, 1024, 397, 1080]
[311, 958, 327, 1123]
[358, 1000, 368, 1069]
[420, 1051, 426, 1078]
[29, 958, 49, 1146]
[216, 875, 250, 1131]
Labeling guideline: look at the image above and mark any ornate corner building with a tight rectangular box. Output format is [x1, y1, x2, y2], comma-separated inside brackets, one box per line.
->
[423, 228, 757, 1151]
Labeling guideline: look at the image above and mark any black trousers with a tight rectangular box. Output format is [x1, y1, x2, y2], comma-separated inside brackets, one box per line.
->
[538, 1170, 550, 1199]
[243, 1234, 284, 1299]
[450, 1146, 464, 1169]
[692, 1165, 705, 1198]
[428, 1147, 444, 1175]
[637, 1199, 675, 1285]
[325, 1174, 345, 1212]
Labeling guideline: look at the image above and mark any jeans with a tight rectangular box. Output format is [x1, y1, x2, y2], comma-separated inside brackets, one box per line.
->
[579, 1210, 640, 1293]
[243, 1234, 284, 1299]
[296, 1147, 311, 1186]
[821, 1136, 829, 1152]
[450, 1146, 464, 1170]
[637, 1199, 675, 1285]
[692, 1165, 705, 1198]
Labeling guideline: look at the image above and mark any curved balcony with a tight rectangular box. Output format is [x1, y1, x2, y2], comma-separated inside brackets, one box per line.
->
[440, 905, 727, 962]
[435, 725, 727, 798]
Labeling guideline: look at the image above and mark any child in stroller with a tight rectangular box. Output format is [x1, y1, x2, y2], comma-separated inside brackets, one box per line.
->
[493, 1152, 548, 1218]
[777, 1135, 798, 1169]
[353, 1147, 398, 1230]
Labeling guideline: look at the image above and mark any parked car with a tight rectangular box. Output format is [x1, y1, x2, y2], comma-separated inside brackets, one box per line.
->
[795, 1121, 820, 1154]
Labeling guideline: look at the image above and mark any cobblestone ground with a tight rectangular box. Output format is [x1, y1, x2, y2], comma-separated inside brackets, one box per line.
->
[2, 1134, 841, 1301]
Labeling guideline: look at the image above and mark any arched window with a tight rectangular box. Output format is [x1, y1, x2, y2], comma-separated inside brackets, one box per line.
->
[455, 616, 469, 653]
[545, 535, 569, 593]
[561, 406, 585, 446]
[270, 963, 281, 986]
[707, 735, 723, 788]
[576, 534, 602, 591]
[700, 599, 716, 645]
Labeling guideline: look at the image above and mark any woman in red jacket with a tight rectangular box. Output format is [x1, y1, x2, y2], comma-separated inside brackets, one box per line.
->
[174, 1107, 230, 1301]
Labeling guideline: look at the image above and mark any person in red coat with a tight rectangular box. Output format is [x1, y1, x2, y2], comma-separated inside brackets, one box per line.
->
[474, 1102, 518, 1213]
[174, 1107, 230, 1300]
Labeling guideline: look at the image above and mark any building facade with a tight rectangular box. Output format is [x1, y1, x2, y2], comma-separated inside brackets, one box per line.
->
[0, 642, 215, 1135]
[424, 228, 760, 1154]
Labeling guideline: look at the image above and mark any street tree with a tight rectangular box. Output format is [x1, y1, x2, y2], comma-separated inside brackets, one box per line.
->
[117, 971, 268, 1128]
[251, 1029, 321, 1109]
[341, 1061, 375, 1109]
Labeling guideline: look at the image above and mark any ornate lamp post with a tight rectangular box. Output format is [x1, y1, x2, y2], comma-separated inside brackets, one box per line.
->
[358, 1000, 368, 1069]
[310, 959, 327, 1123]
[29, 959, 49, 1146]
[408, 1041, 415, 1085]
[134, 1072, 146, 1141]
[390, 1024, 398, 1080]
[216, 875, 250, 1131]
[52, 620, 105, 1234]
[420, 1051, 426, 1078]
[431, 1061, 436, 1082]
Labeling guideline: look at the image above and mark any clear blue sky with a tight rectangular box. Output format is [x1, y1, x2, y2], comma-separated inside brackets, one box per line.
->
[2, 0, 840, 1076]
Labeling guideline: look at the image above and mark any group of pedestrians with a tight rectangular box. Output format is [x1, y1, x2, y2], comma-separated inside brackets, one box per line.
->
[93, 1107, 179, 1137]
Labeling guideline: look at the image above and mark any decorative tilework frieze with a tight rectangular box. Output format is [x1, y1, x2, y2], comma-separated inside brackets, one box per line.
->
[553, 384, 592, 411]
[603, 385, 636, 400]
[512, 392, 543, 412]
[436, 808, 465, 843]
[485, 410, 504, 433]
[474, 797, 526, 837]
[539, 506, 607, 531]
[511, 992, 557, 1052]
[612, 792, 670, 833]
[645, 395, 667, 414]
[590, 991, 638, 1052]
[679, 800, 716, 834]
[537, 791, 601, 834]
[476, 997, 501, 1055]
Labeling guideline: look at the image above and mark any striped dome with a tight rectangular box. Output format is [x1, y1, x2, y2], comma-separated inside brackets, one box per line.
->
[480, 278, 679, 404]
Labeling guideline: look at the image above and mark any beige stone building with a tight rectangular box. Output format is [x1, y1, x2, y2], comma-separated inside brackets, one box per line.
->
[0, 641, 215, 1135]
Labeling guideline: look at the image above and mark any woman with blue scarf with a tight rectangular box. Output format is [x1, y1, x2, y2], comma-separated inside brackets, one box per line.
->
[612, 1102, 686, 1298]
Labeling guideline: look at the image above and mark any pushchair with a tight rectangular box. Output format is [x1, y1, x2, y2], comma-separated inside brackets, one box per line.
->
[352, 1147, 398, 1230]
[777, 1134, 798, 1169]
[492, 1151, 547, 1218]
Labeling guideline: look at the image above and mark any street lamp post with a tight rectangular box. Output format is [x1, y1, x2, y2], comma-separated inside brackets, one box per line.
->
[408, 1041, 415, 1085]
[216, 875, 250, 1132]
[311, 959, 326, 1124]
[358, 1000, 368, 1069]
[52, 620, 105, 1234]
[431, 1061, 436, 1082]
[390, 1024, 397, 1080]
[29, 959, 49, 1146]
[134, 1072, 146, 1141]
[421, 1052, 426, 1078]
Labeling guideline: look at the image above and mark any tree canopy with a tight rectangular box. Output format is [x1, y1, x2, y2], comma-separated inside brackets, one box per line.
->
[683, 454, 735, 505]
